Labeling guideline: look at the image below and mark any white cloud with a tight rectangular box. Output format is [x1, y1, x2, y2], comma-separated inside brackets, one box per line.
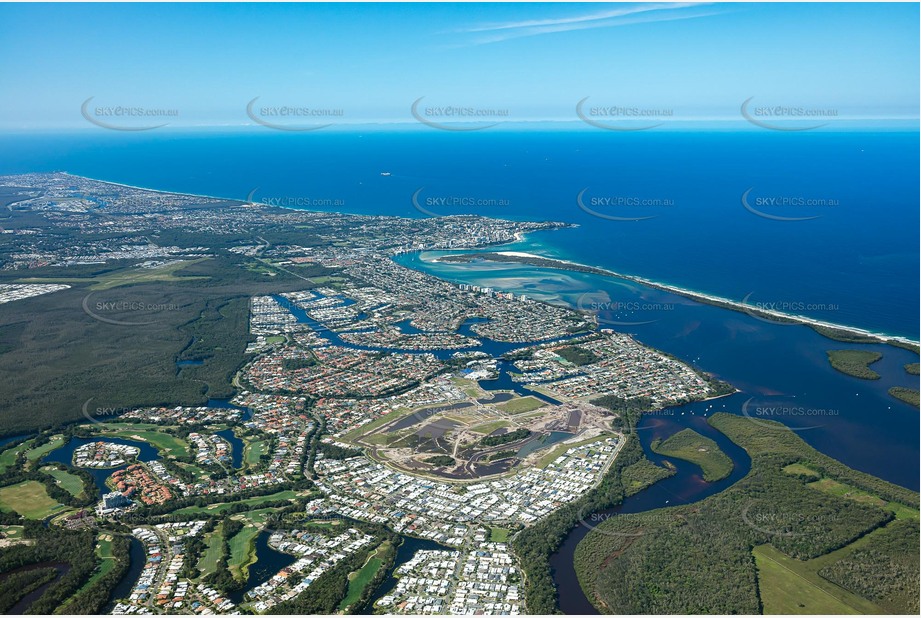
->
[458, 3, 719, 45]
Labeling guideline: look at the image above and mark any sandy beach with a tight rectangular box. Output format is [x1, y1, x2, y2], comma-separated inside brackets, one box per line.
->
[435, 250, 920, 347]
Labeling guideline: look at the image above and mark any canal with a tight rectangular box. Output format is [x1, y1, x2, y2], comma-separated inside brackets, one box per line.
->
[549, 395, 753, 614]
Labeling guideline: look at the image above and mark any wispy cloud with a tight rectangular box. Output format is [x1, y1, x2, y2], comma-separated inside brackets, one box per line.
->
[458, 3, 719, 45]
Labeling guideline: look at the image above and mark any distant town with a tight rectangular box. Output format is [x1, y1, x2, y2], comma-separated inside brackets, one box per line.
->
[0, 173, 728, 615]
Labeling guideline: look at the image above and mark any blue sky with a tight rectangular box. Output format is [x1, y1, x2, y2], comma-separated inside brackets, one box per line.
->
[0, 2, 917, 129]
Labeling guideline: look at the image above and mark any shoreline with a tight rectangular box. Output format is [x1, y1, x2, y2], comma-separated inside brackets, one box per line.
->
[431, 250, 920, 348]
[60, 172, 244, 204]
[52, 173, 918, 347]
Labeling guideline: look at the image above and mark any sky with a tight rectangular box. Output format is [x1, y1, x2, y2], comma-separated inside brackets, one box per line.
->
[0, 2, 918, 129]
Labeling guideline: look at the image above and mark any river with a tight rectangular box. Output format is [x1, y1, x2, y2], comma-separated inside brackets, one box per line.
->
[549, 396, 753, 614]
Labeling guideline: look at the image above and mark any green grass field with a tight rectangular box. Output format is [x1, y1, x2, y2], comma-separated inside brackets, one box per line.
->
[85, 536, 116, 585]
[18, 257, 211, 291]
[0, 481, 67, 519]
[650, 428, 734, 482]
[469, 420, 512, 435]
[197, 523, 224, 578]
[243, 439, 267, 468]
[497, 396, 545, 414]
[172, 490, 297, 515]
[0, 525, 24, 539]
[94, 424, 190, 458]
[338, 542, 389, 611]
[0, 441, 31, 473]
[754, 545, 861, 614]
[228, 525, 260, 581]
[781, 463, 821, 480]
[240, 508, 284, 525]
[60, 535, 118, 610]
[174, 461, 212, 482]
[489, 527, 510, 542]
[806, 477, 918, 519]
[24, 435, 66, 461]
[41, 466, 86, 497]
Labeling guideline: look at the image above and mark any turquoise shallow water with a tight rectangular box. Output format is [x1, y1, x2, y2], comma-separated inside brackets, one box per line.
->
[396, 251, 919, 491]
[0, 129, 917, 338]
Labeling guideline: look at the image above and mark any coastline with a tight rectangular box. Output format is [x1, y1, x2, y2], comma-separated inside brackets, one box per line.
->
[431, 250, 920, 348]
[60, 172, 244, 204]
[51, 173, 918, 348]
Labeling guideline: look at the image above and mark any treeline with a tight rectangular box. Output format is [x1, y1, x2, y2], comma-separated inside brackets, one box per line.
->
[0, 567, 58, 613]
[268, 519, 398, 615]
[204, 516, 247, 593]
[0, 522, 98, 615]
[620, 458, 675, 497]
[423, 455, 455, 466]
[818, 518, 920, 614]
[889, 387, 920, 408]
[571, 413, 919, 614]
[127, 477, 312, 518]
[554, 346, 600, 366]
[0, 466, 95, 512]
[591, 395, 654, 427]
[346, 541, 397, 614]
[710, 413, 918, 509]
[481, 429, 531, 447]
[826, 349, 882, 380]
[179, 519, 217, 580]
[282, 357, 318, 371]
[318, 441, 363, 461]
[511, 433, 647, 614]
[56, 534, 132, 615]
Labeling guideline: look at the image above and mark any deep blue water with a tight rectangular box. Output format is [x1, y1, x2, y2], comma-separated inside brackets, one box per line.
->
[363, 534, 454, 614]
[0, 434, 31, 449]
[42, 436, 161, 498]
[551, 398, 754, 615]
[1, 129, 917, 612]
[106, 537, 145, 612]
[229, 530, 297, 605]
[0, 129, 909, 482]
[401, 253, 919, 491]
[0, 130, 916, 338]
[207, 397, 253, 421]
[216, 429, 244, 469]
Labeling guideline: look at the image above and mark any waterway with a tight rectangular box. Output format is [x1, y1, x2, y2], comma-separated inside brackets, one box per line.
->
[216, 429, 245, 469]
[42, 437, 161, 498]
[398, 250, 919, 491]
[207, 398, 253, 421]
[105, 537, 145, 612]
[362, 535, 454, 613]
[279, 294, 578, 403]
[0, 434, 31, 449]
[228, 530, 297, 605]
[1, 561, 72, 614]
[549, 396, 753, 614]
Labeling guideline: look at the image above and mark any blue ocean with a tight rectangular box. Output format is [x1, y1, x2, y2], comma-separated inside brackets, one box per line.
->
[1, 128, 918, 488]
[2, 128, 917, 338]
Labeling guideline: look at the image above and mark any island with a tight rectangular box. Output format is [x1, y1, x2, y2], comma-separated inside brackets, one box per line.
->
[650, 428, 733, 482]
[437, 252, 920, 352]
[826, 349, 882, 380]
